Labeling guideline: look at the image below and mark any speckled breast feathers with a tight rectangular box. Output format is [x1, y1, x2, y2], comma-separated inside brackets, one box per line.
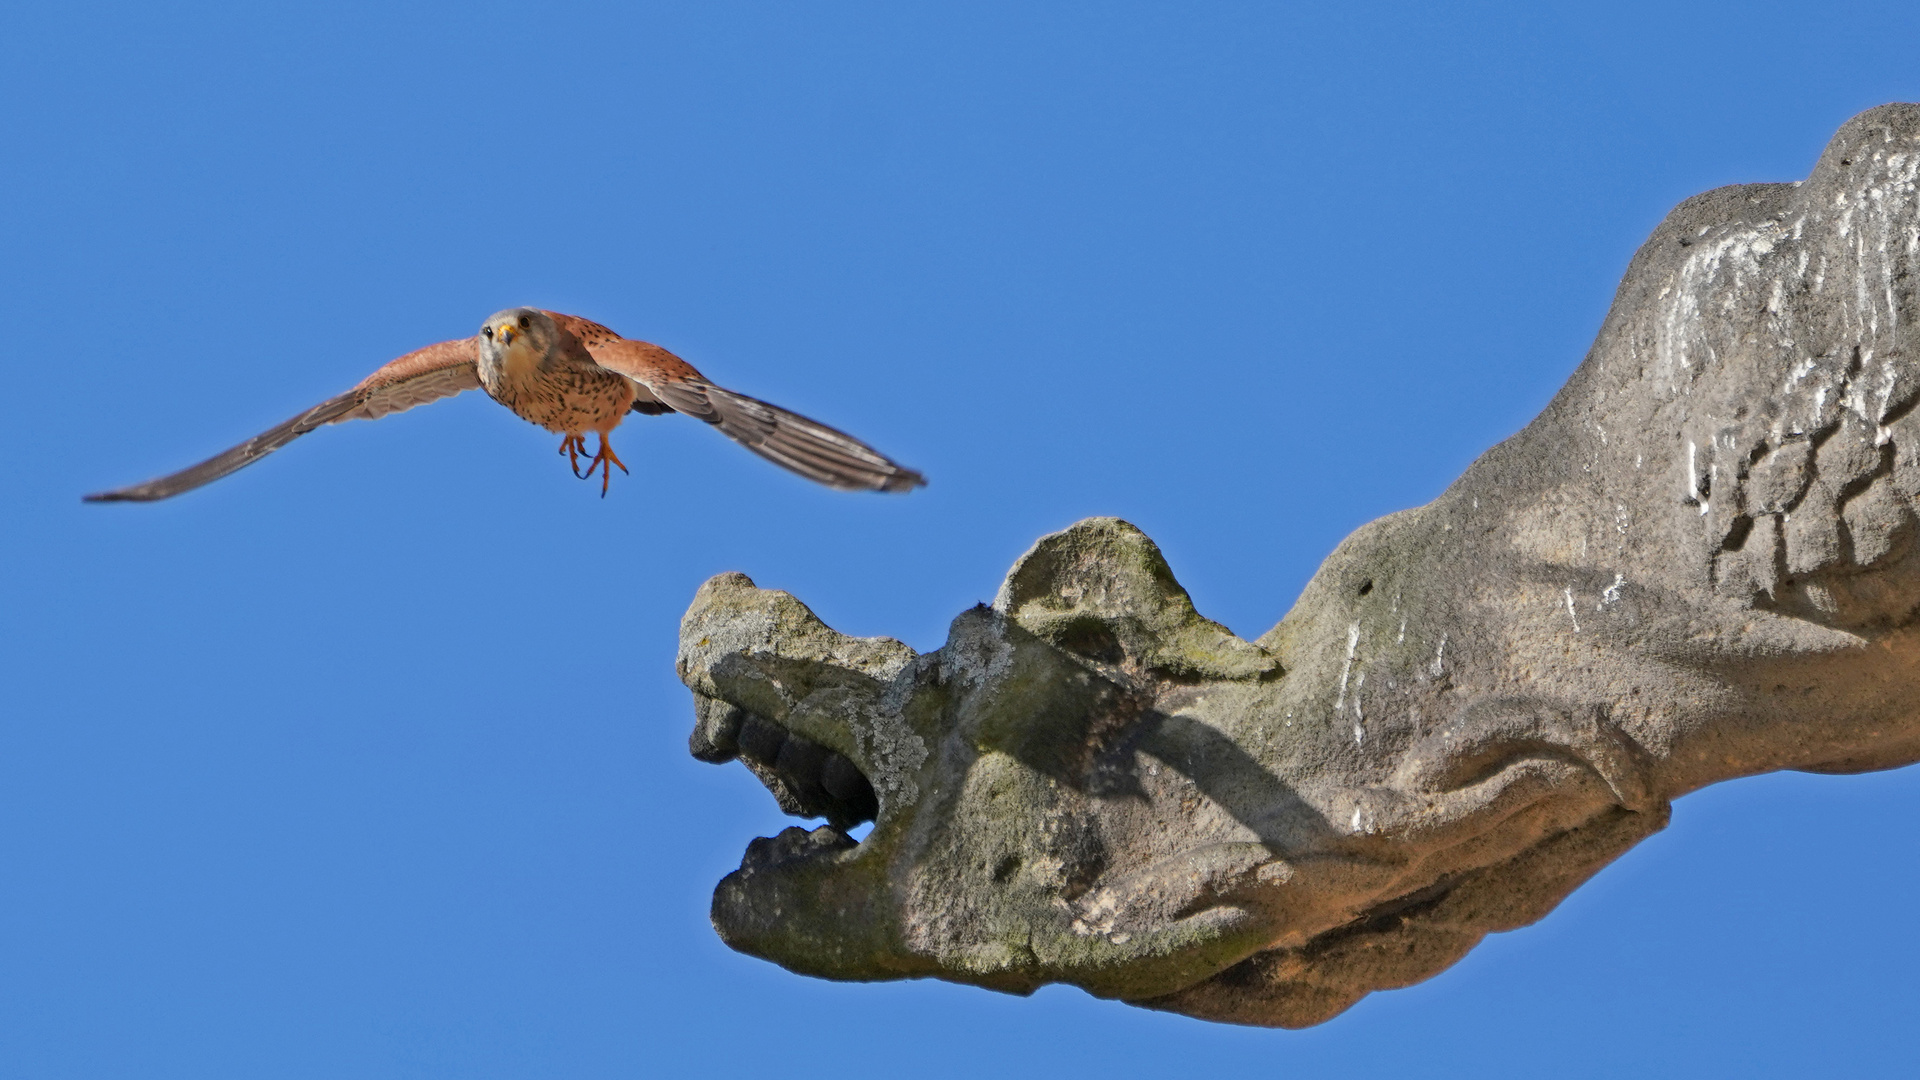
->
[476, 310, 637, 436]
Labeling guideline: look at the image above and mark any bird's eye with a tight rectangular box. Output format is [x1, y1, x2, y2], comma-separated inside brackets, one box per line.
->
[518, 315, 531, 329]
[482, 327, 494, 339]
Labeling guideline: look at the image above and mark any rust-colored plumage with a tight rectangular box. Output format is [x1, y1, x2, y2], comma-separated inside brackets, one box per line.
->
[85, 308, 926, 502]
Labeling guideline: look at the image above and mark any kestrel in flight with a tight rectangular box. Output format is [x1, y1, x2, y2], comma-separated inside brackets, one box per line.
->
[85, 308, 926, 502]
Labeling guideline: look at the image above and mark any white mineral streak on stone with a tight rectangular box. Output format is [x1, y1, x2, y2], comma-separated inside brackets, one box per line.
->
[1397, 617, 1407, 644]
[1877, 365, 1902, 438]
[1600, 574, 1625, 608]
[1686, 440, 1708, 515]
[1786, 357, 1818, 391]
[1843, 353, 1875, 425]
[1658, 220, 1792, 390]
[1334, 622, 1360, 712]
[1563, 588, 1581, 633]
[1430, 633, 1447, 678]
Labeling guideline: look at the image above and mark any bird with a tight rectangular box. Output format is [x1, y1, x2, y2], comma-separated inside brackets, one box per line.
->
[85, 308, 926, 502]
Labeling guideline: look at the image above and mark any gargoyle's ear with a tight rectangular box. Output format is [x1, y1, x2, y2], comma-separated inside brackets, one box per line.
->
[993, 518, 1280, 682]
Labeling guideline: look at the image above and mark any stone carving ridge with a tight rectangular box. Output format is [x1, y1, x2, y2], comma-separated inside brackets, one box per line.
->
[675, 104, 1920, 1026]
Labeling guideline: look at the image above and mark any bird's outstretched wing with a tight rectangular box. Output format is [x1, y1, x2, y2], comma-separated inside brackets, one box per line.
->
[85, 338, 481, 502]
[550, 313, 927, 493]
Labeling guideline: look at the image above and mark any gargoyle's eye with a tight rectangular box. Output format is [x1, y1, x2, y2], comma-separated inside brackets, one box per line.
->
[518, 315, 531, 329]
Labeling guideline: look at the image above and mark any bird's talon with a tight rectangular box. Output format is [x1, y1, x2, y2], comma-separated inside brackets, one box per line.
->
[583, 433, 627, 496]
[558, 434, 593, 478]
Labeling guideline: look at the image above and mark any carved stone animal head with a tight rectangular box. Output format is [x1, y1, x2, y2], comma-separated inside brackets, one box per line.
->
[678, 104, 1920, 1026]
[680, 519, 1671, 1025]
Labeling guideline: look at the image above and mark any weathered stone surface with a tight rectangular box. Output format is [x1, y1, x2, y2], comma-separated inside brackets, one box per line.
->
[675, 104, 1920, 1027]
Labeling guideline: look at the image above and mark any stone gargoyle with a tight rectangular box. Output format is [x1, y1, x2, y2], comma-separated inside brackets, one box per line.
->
[674, 104, 1920, 1028]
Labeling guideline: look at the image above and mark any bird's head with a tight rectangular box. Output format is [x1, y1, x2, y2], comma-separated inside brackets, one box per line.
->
[477, 307, 557, 370]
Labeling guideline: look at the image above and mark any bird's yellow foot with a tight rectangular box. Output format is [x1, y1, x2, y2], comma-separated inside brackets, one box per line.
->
[558, 434, 592, 479]
[584, 433, 629, 497]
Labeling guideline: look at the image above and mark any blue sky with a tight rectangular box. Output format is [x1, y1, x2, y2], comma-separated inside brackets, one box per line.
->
[4, 2, 1918, 1076]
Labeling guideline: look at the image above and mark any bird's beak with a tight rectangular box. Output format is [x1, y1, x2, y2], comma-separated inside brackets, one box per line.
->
[497, 325, 517, 347]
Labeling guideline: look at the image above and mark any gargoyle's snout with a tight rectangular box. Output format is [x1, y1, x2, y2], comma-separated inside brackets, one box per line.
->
[679, 570, 922, 864]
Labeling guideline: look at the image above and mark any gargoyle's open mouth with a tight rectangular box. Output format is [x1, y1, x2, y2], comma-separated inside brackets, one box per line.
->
[690, 699, 880, 852]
